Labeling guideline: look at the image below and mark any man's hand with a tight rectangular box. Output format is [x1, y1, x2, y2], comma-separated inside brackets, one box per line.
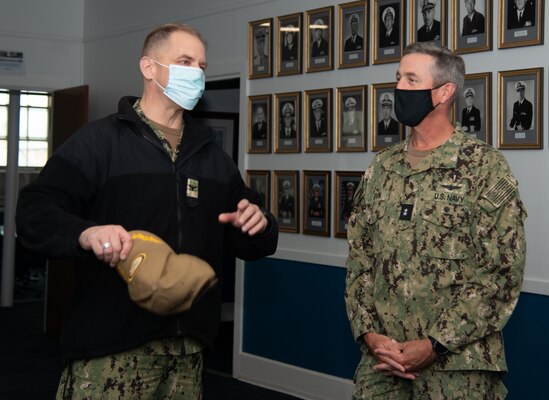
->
[374, 338, 437, 376]
[364, 333, 418, 380]
[218, 199, 267, 236]
[79, 225, 133, 267]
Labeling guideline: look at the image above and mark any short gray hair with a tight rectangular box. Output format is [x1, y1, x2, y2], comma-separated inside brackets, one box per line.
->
[403, 42, 465, 102]
[142, 23, 207, 56]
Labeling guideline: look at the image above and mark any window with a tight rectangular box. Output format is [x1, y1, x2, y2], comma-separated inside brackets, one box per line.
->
[0, 89, 51, 168]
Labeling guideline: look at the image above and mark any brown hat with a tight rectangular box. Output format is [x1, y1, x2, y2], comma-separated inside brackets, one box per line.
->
[116, 230, 217, 315]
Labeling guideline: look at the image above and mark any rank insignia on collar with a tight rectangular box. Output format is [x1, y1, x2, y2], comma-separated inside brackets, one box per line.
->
[399, 204, 413, 221]
[187, 178, 199, 199]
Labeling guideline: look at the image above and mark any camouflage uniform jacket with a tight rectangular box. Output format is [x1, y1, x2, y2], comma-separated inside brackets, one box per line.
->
[345, 127, 527, 371]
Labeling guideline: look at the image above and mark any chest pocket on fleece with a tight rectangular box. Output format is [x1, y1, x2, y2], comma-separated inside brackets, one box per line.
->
[419, 201, 473, 260]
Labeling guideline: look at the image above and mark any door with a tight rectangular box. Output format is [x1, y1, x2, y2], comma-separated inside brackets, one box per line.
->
[44, 85, 88, 336]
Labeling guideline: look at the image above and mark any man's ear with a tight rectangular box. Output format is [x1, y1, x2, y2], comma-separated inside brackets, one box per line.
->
[140, 57, 154, 80]
[440, 82, 456, 104]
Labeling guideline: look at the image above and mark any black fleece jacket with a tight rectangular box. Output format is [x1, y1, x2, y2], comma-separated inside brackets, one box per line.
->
[16, 96, 278, 360]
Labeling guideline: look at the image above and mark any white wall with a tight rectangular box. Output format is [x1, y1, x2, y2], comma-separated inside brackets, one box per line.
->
[0, 0, 84, 90]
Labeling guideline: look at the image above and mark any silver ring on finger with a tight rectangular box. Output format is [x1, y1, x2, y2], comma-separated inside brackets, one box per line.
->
[102, 242, 112, 250]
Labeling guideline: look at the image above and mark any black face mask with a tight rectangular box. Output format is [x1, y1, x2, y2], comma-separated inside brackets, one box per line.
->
[394, 84, 445, 127]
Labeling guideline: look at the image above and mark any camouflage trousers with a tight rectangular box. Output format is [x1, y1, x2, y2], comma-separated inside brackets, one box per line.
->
[56, 338, 203, 400]
[353, 348, 507, 400]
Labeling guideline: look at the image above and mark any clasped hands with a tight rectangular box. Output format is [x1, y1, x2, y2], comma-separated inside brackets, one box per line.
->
[364, 332, 438, 380]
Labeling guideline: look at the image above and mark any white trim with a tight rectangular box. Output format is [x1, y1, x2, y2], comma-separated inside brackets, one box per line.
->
[268, 251, 549, 296]
[237, 353, 355, 400]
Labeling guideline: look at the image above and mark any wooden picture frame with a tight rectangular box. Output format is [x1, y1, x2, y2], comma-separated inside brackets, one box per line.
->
[336, 85, 367, 152]
[370, 83, 404, 151]
[247, 95, 271, 154]
[274, 170, 300, 233]
[334, 171, 363, 238]
[410, 0, 447, 47]
[498, 67, 543, 149]
[304, 88, 332, 152]
[452, 0, 492, 54]
[498, 0, 544, 49]
[274, 91, 301, 153]
[276, 13, 302, 76]
[338, 1, 369, 69]
[246, 170, 271, 211]
[192, 111, 239, 162]
[372, 0, 406, 64]
[305, 6, 334, 73]
[302, 170, 331, 236]
[248, 18, 273, 79]
[452, 72, 492, 143]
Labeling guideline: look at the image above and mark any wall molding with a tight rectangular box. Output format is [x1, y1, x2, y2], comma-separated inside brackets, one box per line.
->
[0, 29, 82, 43]
[237, 353, 355, 400]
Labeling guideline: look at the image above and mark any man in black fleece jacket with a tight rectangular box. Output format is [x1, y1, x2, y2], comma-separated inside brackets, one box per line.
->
[16, 23, 278, 400]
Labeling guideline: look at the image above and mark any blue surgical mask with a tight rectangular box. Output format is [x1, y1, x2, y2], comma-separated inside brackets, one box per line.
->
[151, 59, 205, 110]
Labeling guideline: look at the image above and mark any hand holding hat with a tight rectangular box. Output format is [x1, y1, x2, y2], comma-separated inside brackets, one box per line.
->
[117, 230, 217, 315]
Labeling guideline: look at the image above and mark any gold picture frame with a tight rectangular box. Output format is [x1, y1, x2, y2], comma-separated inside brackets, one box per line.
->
[246, 170, 271, 211]
[248, 18, 273, 79]
[302, 170, 331, 237]
[336, 85, 367, 152]
[452, 72, 492, 144]
[276, 13, 302, 76]
[370, 82, 404, 151]
[338, 1, 369, 69]
[274, 91, 301, 153]
[247, 94, 272, 154]
[498, 67, 543, 149]
[304, 88, 333, 152]
[498, 0, 544, 49]
[372, 0, 406, 64]
[305, 6, 334, 73]
[334, 171, 363, 238]
[452, 0, 492, 54]
[410, 0, 447, 47]
[274, 170, 300, 233]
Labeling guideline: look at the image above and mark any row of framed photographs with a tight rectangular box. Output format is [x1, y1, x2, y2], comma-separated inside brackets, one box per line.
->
[248, 0, 544, 78]
[247, 169, 362, 238]
[248, 67, 544, 153]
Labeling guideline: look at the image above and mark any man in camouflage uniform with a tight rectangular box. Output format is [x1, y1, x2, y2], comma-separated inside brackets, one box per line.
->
[345, 42, 526, 399]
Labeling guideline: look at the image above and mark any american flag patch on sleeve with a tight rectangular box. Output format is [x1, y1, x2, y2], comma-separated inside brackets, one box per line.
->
[483, 176, 517, 208]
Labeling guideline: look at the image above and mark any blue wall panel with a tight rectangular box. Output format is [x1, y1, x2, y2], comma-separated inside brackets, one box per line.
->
[243, 258, 361, 379]
[243, 258, 548, 398]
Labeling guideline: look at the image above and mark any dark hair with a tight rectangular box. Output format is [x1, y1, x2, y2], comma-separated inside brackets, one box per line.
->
[403, 42, 465, 101]
[142, 23, 208, 56]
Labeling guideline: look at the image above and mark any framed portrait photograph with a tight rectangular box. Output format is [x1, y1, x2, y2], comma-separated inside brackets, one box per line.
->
[274, 91, 301, 153]
[498, 0, 544, 48]
[452, 0, 492, 54]
[276, 13, 302, 76]
[247, 95, 271, 154]
[192, 111, 239, 161]
[338, 1, 369, 69]
[305, 6, 334, 73]
[273, 170, 299, 233]
[453, 72, 492, 144]
[248, 18, 273, 79]
[372, 0, 406, 64]
[304, 88, 332, 152]
[336, 85, 367, 152]
[498, 67, 543, 149]
[334, 171, 363, 238]
[410, 0, 447, 47]
[370, 83, 404, 151]
[302, 170, 331, 237]
[246, 170, 271, 211]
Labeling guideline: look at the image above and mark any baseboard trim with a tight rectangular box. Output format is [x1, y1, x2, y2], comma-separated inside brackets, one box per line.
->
[236, 352, 355, 400]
